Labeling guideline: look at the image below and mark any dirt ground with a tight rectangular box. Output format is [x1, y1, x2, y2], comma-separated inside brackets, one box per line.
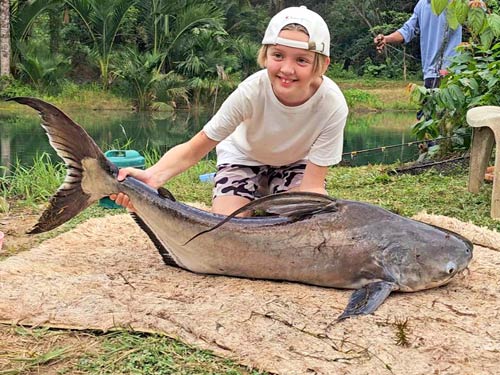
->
[0, 209, 499, 375]
[0, 208, 40, 255]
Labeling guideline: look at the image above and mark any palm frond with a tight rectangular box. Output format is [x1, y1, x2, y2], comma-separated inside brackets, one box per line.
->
[11, 0, 60, 41]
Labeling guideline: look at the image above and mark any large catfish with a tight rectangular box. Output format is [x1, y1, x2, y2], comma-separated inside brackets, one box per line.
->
[9, 97, 473, 320]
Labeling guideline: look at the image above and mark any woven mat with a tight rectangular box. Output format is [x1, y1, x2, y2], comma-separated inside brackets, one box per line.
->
[0, 213, 499, 375]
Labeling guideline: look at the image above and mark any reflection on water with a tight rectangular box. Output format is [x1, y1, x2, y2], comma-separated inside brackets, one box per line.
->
[0, 108, 419, 171]
[343, 111, 419, 166]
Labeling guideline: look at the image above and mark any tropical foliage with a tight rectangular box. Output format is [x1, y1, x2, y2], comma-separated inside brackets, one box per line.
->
[0, 0, 421, 109]
[1, 0, 499, 123]
[411, 0, 500, 154]
[114, 48, 189, 110]
[65, 0, 138, 88]
[16, 39, 70, 91]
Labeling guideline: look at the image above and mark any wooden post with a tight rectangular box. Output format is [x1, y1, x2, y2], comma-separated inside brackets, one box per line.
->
[467, 106, 500, 219]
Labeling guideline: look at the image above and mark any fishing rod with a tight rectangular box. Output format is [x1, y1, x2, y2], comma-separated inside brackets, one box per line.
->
[198, 136, 470, 181]
[342, 134, 470, 158]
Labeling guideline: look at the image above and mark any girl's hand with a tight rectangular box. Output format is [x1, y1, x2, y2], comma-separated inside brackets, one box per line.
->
[109, 167, 155, 211]
[109, 192, 134, 211]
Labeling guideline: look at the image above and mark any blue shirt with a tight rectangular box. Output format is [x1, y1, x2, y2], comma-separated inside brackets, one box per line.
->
[398, 0, 462, 79]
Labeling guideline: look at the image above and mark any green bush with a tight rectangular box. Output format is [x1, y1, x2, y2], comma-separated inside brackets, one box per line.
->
[343, 88, 383, 109]
[411, 41, 500, 152]
[0, 77, 38, 99]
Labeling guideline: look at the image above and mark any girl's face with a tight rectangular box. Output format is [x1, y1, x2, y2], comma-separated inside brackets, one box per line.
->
[265, 29, 328, 106]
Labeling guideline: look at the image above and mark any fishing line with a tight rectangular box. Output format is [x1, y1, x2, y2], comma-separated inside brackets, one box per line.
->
[342, 134, 471, 159]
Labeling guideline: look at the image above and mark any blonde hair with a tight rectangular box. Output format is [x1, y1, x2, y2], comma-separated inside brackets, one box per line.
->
[257, 23, 329, 76]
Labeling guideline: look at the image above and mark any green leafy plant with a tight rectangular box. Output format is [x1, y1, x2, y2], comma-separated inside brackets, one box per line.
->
[65, 0, 138, 89]
[0, 153, 65, 205]
[136, 0, 225, 74]
[412, 41, 500, 139]
[343, 88, 383, 109]
[114, 48, 188, 111]
[411, 1, 500, 154]
[9, 0, 59, 60]
[16, 40, 71, 92]
[0, 76, 36, 98]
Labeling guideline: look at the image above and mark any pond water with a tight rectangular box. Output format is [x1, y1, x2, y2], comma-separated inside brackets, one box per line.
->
[0, 108, 419, 172]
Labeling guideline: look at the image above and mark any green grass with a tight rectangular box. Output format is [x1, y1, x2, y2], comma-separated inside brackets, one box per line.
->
[0, 326, 268, 375]
[326, 164, 498, 230]
[343, 88, 383, 110]
[337, 78, 420, 111]
[1, 153, 66, 207]
[76, 331, 267, 375]
[0, 82, 129, 112]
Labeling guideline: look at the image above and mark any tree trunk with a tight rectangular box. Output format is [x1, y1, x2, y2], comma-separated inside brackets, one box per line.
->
[0, 0, 11, 76]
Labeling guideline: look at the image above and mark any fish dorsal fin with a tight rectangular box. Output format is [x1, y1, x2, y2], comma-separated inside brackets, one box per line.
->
[184, 192, 338, 245]
[239, 191, 338, 219]
[130, 212, 180, 268]
[158, 187, 176, 201]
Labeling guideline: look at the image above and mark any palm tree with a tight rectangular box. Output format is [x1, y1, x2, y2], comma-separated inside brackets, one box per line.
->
[66, 0, 137, 89]
[7, 0, 61, 77]
[10, 0, 60, 42]
[136, 0, 225, 73]
[16, 40, 70, 91]
[0, 0, 10, 76]
[175, 26, 240, 108]
[114, 48, 188, 111]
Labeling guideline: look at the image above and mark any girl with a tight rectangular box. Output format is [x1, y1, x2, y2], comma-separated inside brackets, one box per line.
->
[112, 6, 348, 216]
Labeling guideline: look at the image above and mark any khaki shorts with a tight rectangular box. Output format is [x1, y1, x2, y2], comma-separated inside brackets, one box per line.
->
[213, 163, 306, 200]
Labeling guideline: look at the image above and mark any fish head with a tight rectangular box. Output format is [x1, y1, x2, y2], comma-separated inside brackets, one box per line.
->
[389, 225, 473, 292]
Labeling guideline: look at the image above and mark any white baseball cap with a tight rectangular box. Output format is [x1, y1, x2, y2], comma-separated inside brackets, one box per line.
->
[261, 6, 330, 57]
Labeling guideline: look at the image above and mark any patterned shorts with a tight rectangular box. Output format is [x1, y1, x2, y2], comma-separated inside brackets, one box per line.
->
[213, 163, 306, 200]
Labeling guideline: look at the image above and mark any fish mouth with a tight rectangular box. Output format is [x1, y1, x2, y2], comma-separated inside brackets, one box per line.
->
[429, 265, 470, 288]
[420, 277, 454, 291]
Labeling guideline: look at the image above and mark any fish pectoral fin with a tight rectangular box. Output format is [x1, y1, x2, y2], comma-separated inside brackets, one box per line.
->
[337, 281, 396, 321]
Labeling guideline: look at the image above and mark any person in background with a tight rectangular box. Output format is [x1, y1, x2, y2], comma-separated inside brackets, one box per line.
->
[373, 0, 462, 89]
[111, 6, 348, 216]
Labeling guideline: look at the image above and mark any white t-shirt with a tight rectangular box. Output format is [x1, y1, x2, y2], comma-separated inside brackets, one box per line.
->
[203, 69, 348, 167]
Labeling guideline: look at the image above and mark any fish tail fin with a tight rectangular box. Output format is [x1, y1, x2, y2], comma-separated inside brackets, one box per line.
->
[9, 97, 116, 234]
